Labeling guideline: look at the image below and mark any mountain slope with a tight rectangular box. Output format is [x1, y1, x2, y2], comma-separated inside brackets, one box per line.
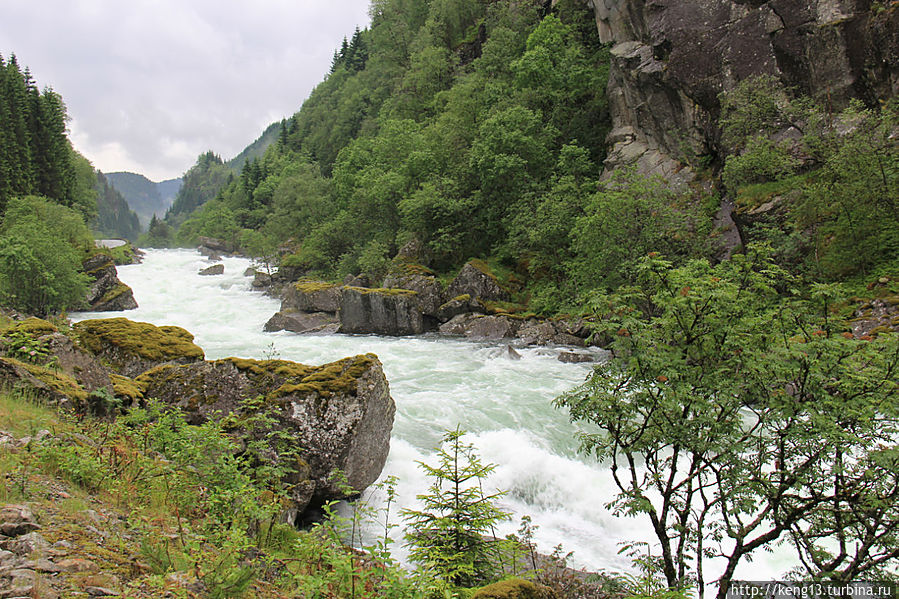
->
[106, 171, 181, 228]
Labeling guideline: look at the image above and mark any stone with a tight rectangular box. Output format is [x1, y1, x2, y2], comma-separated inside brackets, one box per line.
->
[0, 505, 40, 537]
[85, 587, 120, 597]
[438, 314, 520, 340]
[446, 260, 510, 302]
[281, 281, 344, 314]
[56, 558, 99, 573]
[197, 236, 230, 254]
[471, 577, 549, 599]
[506, 345, 522, 360]
[243, 267, 256, 277]
[4, 532, 50, 556]
[73, 318, 205, 378]
[382, 271, 444, 318]
[198, 264, 224, 276]
[338, 287, 424, 336]
[82, 253, 138, 312]
[252, 271, 273, 289]
[558, 351, 596, 364]
[516, 321, 559, 346]
[0, 358, 88, 411]
[44, 333, 113, 393]
[264, 311, 340, 335]
[134, 354, 395, 518]
[436, 295, 486, 323]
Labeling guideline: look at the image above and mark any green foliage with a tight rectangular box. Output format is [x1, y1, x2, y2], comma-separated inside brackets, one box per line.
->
[403, 427, 510, 587]
[722, 135, 800, 191]
[0, 196, 92, 315]
[165, 151, 233, 226]
[139, 214, 174, 248]
[93, 170, 141, 242]
[556, 248, 899, 596]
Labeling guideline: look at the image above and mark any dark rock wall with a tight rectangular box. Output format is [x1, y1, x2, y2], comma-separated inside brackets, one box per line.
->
[575, 0, 898, 179]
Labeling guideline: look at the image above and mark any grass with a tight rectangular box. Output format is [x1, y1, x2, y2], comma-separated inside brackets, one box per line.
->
[734, 173, 811, 213]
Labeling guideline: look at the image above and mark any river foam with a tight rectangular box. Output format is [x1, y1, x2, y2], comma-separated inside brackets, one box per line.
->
[72, 248, 796, 582]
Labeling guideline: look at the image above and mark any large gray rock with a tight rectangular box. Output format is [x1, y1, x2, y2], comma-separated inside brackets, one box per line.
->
[586, 0, 899, 181]
[281, 281, 344, 314]
[382, 271, 445, 318]
[264, 311, 340, 335]
[338, 287, 424, 336]
[83, 254, 138, 312]
[0, 505, 40, 537]
[439, 314, 521, 340]
[446, 260, 510, 302]
[135, 354, 395, 520]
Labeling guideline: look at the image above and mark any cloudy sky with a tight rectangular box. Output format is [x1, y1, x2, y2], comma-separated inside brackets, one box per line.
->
[1, 0, 372, 181]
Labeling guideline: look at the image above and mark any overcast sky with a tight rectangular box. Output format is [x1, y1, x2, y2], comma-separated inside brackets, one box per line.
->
[1, 0, 372, 181]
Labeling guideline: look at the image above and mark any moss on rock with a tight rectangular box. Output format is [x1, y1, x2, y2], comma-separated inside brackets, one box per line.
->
[97, 283, 132, 305]
[345, 286, 418, 297]
[294, 280, 340, 294]
[272, 354, 378, 399]
[109, 374, 143, 403]
[0, 357, 89, 403]
[9, 317, 59, 336]
[471, 578, 550, 599]
[73, 318, 205, 363]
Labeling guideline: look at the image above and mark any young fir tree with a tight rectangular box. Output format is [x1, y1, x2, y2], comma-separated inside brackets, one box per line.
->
[402, 427, 509, 587]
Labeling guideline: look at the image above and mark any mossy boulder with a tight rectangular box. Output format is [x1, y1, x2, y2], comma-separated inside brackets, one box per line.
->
[472, 578, 554, 599]
[82, 253, 138, 312]
[0, 357, 88, 412]
[44, 333, 114, 393]
[282, 280, 344, 313]
[73, 318, 204, 377]
[338, 287, 424, 336]
[383, 260, 445, 318]
[135, 354, 395, 519]
[447, 260, 511, 302]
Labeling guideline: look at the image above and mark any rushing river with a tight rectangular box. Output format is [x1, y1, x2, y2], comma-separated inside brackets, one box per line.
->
[71, 249, 795, 581]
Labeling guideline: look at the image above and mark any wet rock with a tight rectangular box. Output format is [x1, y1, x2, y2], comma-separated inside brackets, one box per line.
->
[264, 311, 340, 335]
[558, 351, 597, 364]
[83, 253, 138, 312]
[281, 281, 343, 313]
[197, 236, 230, 255]
[243, 267, 256, 277]
[506, 345, 522, 360]
[0, 506, 40, 537]
[439, 314, 521, 340]
[446, 260, 510, 302]
[338, 287, 424, 336]
[252, 271, 273, 289]
[516, 321, 558, 346]
[198, 264, 224, 276]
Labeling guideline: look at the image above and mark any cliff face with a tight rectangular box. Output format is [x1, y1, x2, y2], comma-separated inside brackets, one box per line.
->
[578, 0, 899, 180]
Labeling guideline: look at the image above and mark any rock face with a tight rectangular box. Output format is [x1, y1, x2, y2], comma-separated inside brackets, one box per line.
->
[73, 318, 205, 378]
[339, 287, 424, 336]
[135, 355, 396, 518]
[584, 0, 899, 180]
[263, 310, 340, 335]
[82, 253, 138, 312]
[446, 260, 511, 302]
[382, 259, 445, 318]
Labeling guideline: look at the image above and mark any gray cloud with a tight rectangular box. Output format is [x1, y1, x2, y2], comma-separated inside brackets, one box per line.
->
[1, 0, 371, 181]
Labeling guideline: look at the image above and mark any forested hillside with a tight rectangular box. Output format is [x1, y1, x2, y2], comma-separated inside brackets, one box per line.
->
[106, 171, 182, 228]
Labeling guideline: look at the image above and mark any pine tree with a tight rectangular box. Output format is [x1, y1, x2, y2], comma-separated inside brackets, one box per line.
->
[402, 428, 509, 587]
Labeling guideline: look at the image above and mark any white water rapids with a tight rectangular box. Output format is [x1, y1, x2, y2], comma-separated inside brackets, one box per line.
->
[71, 249, 796, 583]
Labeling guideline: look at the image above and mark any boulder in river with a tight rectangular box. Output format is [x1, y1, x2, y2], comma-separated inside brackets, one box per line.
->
[439, 313, 522, 340]
[82, 253, 138, 312]
[338, 287, 424, 336]
[264, 310, 340, 335]
[198, 264, 224, 276]
[382, 259, 445, 318]
[282, 281, 344, 313]
[135, 354, 395, 519]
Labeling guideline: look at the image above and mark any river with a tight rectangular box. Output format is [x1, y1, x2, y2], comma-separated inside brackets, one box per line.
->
[71, 248, 794, 582]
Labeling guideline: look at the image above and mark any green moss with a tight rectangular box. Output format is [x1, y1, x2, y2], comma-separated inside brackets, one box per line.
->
[869, 326, 894, 336]
[468, 258, 499, 282]
[9, 317, 58, 336]
[222, 357, 314, 380]
[294, 280, 340, 294]
[0, 357, 89, 402]
[272, 354, 378, 399]
[389, 256, 436, 278]
[97, 282, 132, 305]
[471, 578, 545, 599]
[483, 300, 528, 315]
[345, 286, 417, 297]
[109, 374, 143, 402]
[73, 318, 205, 362]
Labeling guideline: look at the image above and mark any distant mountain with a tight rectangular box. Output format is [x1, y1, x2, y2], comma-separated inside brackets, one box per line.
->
[106, 172, 182, 228]
[228, 121, 281, 172]
[94, 172, 141, 242]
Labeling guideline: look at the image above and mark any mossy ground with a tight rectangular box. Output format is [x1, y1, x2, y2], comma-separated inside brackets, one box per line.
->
[293, 279, 340, 294]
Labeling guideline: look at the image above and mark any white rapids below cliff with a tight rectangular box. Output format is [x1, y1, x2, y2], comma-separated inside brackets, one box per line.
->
[72, 248, 797, 584]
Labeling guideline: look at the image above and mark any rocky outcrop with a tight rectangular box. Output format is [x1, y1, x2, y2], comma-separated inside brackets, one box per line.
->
[263, 310, 340, 335]
[72, 318, 205, 378]
[446, 260, 511, 302]
[135, 354, 395, 518]
[583, 0, 899, 180]
[82, 253, 138, 312]
[382, 259, 445, 317]
[198, 264, 224, 276]
[339, 287, 424, 336]
[197, 236, 231, 256]
[283, 281, 344, 313]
